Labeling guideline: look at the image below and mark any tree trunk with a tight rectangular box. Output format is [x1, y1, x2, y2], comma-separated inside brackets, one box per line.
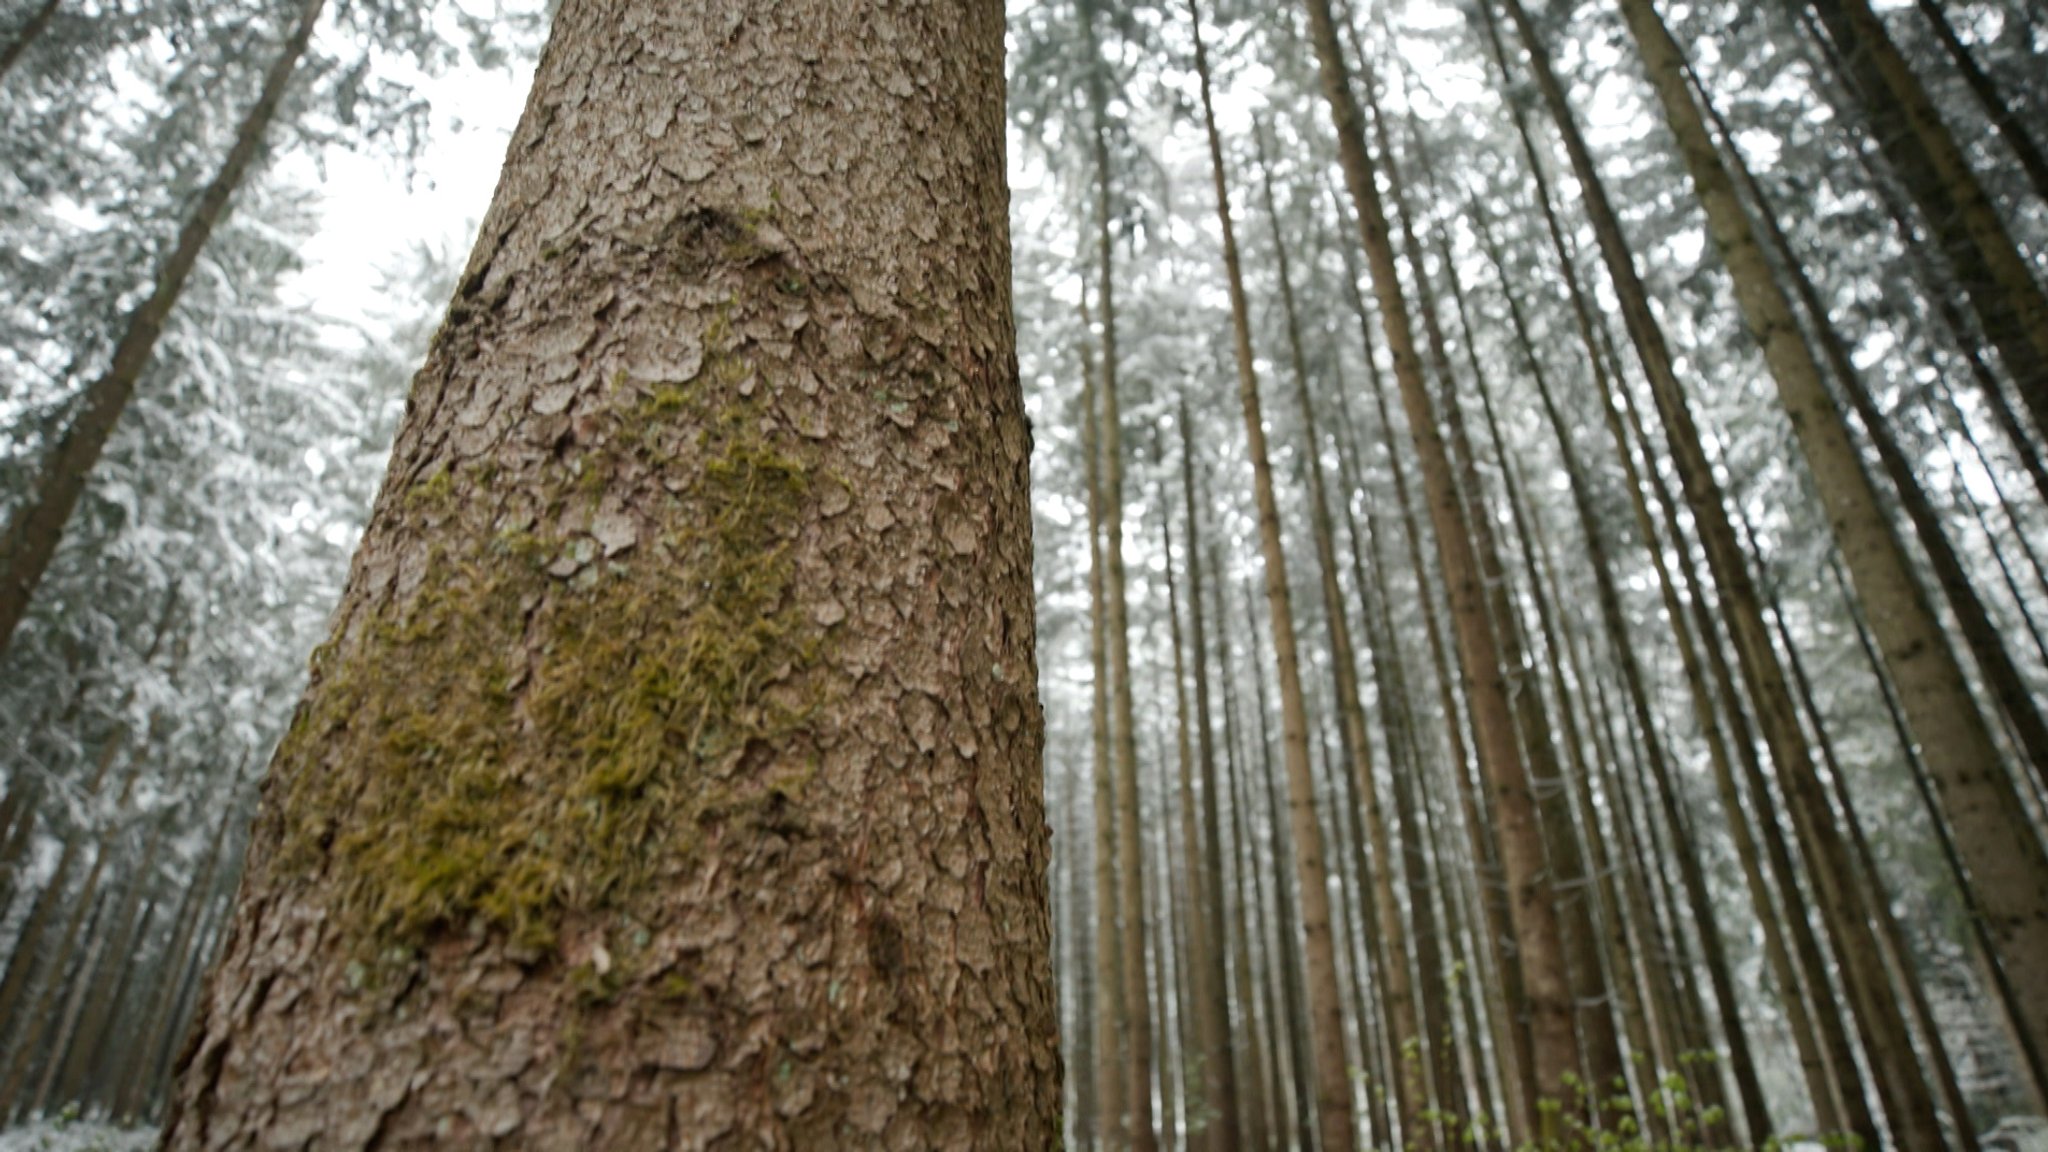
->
[1255, 121, 1425, 1152]
[1622, 0, 2048, 1115]
[0, 0, 324, 658]
[1495, 0, 1944, 1139]
[158, 2, 1057, 1145]
[1330, 226, 1534, 1146]
[1082, 287, 1127, 1152]
[1074, 3, 1158, 1143]
[0, 0, 59, 85]
[1912, 0, 2048, 205]
[1799, 0, 2048, 431]
[1187, 26, 1357, 1152]
[1302, 0, 1581, 1126]
[1176, 383, 1241, 1150]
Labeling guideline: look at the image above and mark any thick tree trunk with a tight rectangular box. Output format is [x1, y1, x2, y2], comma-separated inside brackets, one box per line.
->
[0, 0, 324, 659]
[158, 2, 1056, 1146]
[1302, 0, 1580, 1126]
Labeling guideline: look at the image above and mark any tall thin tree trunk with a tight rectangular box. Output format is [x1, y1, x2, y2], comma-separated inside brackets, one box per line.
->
[1799, 0, 2048, 430]
[1303, 0, 1581, 1125]
[1076, 2, 1158, 1142]
[1083, 289, 1127, 1152]
[1187, 27, 1356, 1152]
[1911, 0, 2048, 204]
[1176, 383, 1242, 1152]
[1255, 124, 1426, 1152]
[1623, 0, 2048, 1110]
[0, 0, 325, 658]
[0, 0, 59, 85]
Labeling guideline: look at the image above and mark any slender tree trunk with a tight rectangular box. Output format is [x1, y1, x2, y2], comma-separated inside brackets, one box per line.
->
[1329, 222, 1535, 1147]
[1912, 0, 2048, 204]
[1748, 521, 1979, 1152]
[1255, 123, 1425, 1152]
[0, 0, 325, 658]
[1692, 54, 2048, 805]
[1076, 4, 1158, 1143]
[1329, 381, 1463, 1142]
[1187, 27, 1356, 1152]
[0, 0, 59, 84]
[1422, 202, 1634, 1130]
[160, 1, 1057, 1144]
[1304, 0, 1581, 1124]
[1799, 0, 2048, 430]
[1242, 581, 1333, 1152]
[1624, 0, 2048, 1104]
[1177, 384, 1242, 1152]
[1496, 0, 1946, 1139]
[1214, 586, 1279, 1152]
[1083, 289, 1127, 1152]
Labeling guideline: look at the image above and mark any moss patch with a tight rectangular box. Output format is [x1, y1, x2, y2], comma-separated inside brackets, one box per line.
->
[274, 381, 818, 958]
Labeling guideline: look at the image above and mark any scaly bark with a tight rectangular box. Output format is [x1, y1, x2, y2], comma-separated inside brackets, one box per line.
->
[160, 1, 1056, 1145]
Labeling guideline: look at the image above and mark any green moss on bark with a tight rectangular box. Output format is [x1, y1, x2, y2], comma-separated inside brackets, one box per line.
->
[273, 383, 817, 958]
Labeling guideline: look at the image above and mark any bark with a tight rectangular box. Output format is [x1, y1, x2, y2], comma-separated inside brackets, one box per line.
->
[1622, 0, 2048, 1115]
[0, 0, 324, 658]
[1302, 0, 1580, 1123]
[1800, 0, 2048, 431]
[1186, 23, 1356, 1150]
[159, 2, 1057, 1146]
